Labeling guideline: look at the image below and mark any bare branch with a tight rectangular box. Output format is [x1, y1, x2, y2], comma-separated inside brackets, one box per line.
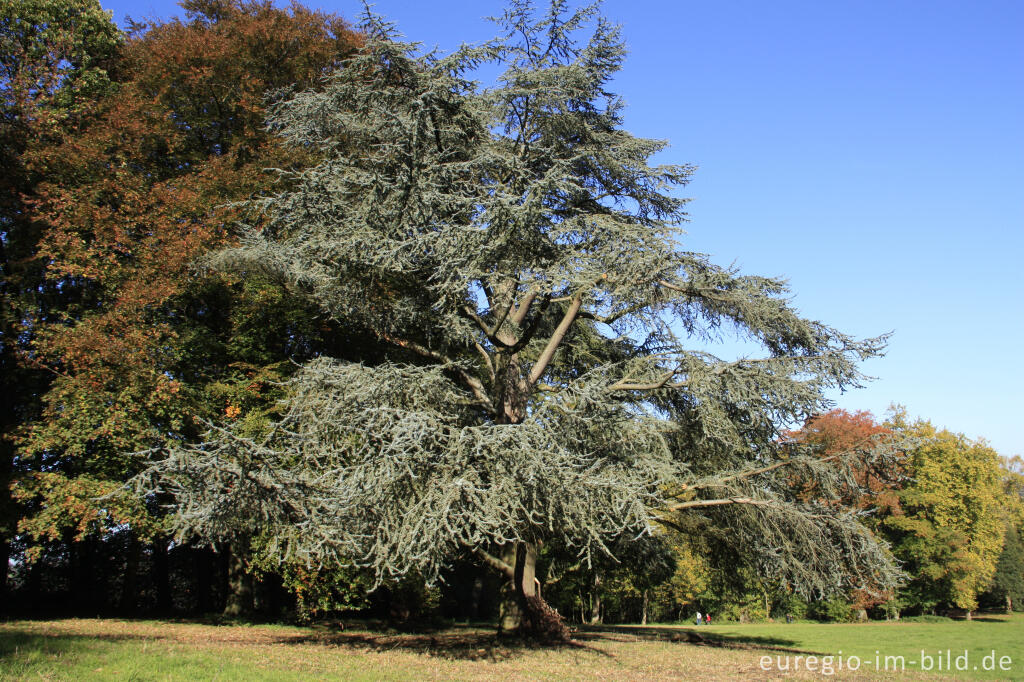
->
[664, 496, 775, 511]
[475, 547, 515, 579]
[527, 295, 583, 385]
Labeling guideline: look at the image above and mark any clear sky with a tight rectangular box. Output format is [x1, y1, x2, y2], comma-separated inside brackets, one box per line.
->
[101, 0, 1024, 456]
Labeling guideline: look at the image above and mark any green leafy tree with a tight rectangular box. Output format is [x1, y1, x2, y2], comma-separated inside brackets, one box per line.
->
[981, 525, 1024, 613]
[649, 536, 709, 623]
[143, 1, 901, 638]
[538, 531, 675, 624]
[879, 412, 1005, 616]
[1001, 455, 1024, 528]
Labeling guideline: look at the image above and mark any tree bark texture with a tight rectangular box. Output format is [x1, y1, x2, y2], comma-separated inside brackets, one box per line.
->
[496, 541, 568, 640]
[589, 572, 603, 624]
[152, 537, 173, 614]
[223, 539, 255, 618]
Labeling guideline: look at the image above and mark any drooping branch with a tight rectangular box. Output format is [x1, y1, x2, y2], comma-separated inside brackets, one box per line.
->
[379, 332, 497, 415]
[608, 368, 686, 392]
[710, 436, 883, 487]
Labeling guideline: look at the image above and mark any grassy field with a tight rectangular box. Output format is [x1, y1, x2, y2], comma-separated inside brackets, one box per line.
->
[691, 614, 1023, 679]
[0, 615, 1020, 681]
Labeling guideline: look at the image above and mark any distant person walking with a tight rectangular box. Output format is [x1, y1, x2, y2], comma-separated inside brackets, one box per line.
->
[705, 613, 711, 625]
[695, 611, 702, 625]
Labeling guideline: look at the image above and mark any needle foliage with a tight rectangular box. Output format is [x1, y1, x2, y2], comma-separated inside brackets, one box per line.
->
[139, 0, 902, 605]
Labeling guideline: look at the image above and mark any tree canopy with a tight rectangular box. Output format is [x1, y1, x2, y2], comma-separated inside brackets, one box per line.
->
[4, 0, 364, 616]
[141, 1, 904, 636]
[877, 413, 1005, 614]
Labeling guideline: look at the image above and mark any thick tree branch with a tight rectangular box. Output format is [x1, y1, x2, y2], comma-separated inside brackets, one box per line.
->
[706, 436, 881, 487]
[608, 368, 686, 392]
[510, 289, 538, 326]
[507, 292, 551, 353]
[664, 496, 775, 511]
[578, 300, 654, 326]
[488, 284, 517, 340]
[462, 305, 496, 337]
[461, 283, 518, 348]
[475, 547, 514, 579]
[473, 342, 495, 383]
[527, 295, 582, 385]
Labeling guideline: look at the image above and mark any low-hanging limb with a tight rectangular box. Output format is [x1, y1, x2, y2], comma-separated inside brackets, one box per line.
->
[712, 436, 882, 486]
[378, 331, 498, 415]
[666, 434, 893, 503]
[664, 496, 775, 512]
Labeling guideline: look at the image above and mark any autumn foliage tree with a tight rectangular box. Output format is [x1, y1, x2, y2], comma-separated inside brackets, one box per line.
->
[0, 0, 123, 605]
[787, 409, 903, 506]
[9, 0, 363, 615]
[784, 409, 904, 615]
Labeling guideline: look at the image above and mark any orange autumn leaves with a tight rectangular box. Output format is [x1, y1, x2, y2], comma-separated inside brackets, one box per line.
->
[13, 0, 362, 550]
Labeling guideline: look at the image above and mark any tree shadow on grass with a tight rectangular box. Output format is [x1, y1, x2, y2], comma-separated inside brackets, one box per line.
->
[968, 615, 1014, 623]
[0, 619, 826, 664]
[268, 625, 615, 662]
[265, 621, 825, 661]
[576, 624, 825, 656]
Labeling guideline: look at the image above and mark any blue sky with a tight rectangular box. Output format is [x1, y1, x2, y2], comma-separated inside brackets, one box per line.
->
[102, 0, 1024, 455]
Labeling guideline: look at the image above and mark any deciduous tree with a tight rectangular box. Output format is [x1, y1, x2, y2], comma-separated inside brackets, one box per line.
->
[879, 413, 1004, 616]
[11, 0, 362, 615]
[0, 0, 123, 606]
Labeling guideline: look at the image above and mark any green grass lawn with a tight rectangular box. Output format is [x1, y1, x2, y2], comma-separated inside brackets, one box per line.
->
[0, 615, 1020, 681]
[642, 613, 1024, 679]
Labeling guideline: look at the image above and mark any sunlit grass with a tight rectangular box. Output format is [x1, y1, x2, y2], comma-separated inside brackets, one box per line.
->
[649, 612, 1024, 679]
[3, 615, 1019, 680]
